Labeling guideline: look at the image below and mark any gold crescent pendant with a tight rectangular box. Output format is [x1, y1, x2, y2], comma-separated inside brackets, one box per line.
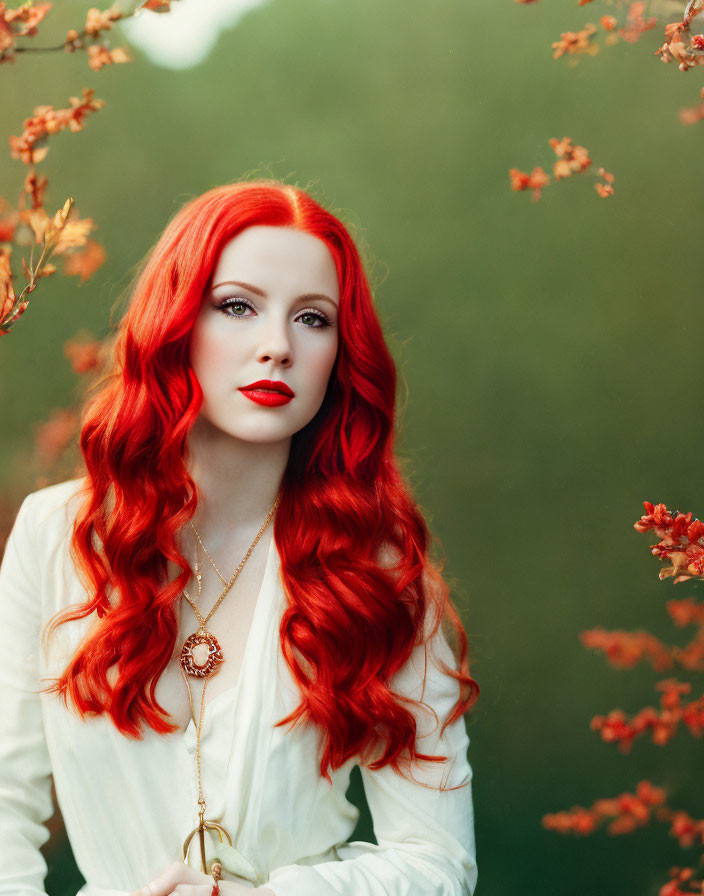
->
[183, 819, 233, 873]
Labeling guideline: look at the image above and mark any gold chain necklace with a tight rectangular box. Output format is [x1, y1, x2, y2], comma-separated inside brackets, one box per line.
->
[179, 496, 279, 886]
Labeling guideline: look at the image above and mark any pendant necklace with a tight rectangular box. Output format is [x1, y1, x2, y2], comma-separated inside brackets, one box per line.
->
[179, 496, 279, 890]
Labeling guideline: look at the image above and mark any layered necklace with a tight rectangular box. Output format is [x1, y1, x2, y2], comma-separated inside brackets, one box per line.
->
[179, 496, 279, 892]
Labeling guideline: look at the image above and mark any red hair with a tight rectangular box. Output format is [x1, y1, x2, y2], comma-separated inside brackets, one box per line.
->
[40, 180, 479, 787]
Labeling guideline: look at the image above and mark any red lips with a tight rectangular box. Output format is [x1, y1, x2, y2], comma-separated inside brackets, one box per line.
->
[241, 379, 294, 396]
[239, 379, 295, 407]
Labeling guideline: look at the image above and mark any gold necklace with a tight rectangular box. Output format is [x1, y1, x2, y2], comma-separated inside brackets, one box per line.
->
[179, 496, 279, 882]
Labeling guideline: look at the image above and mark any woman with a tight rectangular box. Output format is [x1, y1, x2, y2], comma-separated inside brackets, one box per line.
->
[0, 180, 479, 896]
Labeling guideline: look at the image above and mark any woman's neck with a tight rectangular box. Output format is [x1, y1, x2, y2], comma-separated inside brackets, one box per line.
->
[184, 418, 289, 554]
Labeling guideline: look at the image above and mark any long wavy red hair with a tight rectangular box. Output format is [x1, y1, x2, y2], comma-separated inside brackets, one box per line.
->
[40, 179, 479, 787]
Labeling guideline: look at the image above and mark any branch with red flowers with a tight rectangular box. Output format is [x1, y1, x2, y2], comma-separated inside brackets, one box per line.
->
[1, 87, 107, 335]
[515, 0, 704, 124]
[544, 782, 704, 894]
[549, 2, 659, 60]
[509, 136, 615, 201]
[590, 678, 704, 751]
[1, 1, 177, 70]
[543, 499, 704, 896]
[635, 501, 704, 583]
[580, 625, 704, 672]
[0, 1, 177, 337]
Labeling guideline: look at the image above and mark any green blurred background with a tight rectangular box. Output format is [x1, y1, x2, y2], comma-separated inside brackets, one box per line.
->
[1, 0, 703, 893]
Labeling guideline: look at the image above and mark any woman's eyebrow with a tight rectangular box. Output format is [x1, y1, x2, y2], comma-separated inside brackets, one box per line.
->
[211, 279, 338, 309]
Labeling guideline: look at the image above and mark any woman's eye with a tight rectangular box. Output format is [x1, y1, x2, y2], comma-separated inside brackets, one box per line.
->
[298, 309, 332, 328]
[215, 299, 332, 328]
[217, 298, 252, 317]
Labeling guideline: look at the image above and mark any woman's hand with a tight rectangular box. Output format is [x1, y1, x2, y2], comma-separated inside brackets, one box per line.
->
[129, 860, 261, 895]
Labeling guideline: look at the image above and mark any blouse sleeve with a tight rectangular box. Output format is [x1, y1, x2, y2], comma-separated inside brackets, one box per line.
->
[266, 620, 478, 896]
[0, 492, 55, 895]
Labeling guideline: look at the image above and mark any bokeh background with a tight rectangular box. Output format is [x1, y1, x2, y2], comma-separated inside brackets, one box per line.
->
[1, 0, 703, 893]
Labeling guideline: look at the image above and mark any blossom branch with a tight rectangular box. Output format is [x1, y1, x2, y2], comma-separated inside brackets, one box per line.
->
[1, 0, 175, 69]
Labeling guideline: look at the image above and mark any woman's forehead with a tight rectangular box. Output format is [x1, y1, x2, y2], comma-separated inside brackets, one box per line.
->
[211, 226, 340, 301]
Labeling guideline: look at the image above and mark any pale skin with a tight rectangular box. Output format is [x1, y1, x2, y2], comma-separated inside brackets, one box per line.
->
[129, 225, 340, 896]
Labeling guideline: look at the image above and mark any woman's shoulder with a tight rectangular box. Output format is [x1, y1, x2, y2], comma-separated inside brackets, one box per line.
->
[24, 476, 88, 534]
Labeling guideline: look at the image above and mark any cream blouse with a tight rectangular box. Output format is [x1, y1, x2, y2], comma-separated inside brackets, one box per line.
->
[0, 478, 477, 896]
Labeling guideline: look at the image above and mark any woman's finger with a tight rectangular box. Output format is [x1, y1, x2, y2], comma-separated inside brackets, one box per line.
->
[170, 885, 214, 895]
[130, 861, 212, 896]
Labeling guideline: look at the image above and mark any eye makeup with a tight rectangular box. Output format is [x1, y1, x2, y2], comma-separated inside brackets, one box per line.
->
[215, 297, 333, 329]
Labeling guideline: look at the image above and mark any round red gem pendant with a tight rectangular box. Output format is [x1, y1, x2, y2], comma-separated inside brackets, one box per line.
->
[180, 630, 224, 678]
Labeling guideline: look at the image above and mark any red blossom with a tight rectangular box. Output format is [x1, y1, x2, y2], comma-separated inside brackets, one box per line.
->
[510, 138, 612, 200]
[634, 501, 704, 583]
[34, 408, 78, 466]
[552, 23, 599, 59]
[87, 43, 131, 72]
[509, 166, 550, 201]
[619, 1, 658, 44]
[550, 136, 591, 176]
[666, 597, 704, 627]
[580, 627, 673, 671]
[656, 20, 703, 71]
[85, 5, 122, 38]
[9, 88, 105, 165]
[590, 680, 704, 750]
[63, 334, 102, 373]
[543, 781, 666, 838]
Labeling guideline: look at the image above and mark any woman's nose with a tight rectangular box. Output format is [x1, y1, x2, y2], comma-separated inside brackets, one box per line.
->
[256, 315, 293, 366]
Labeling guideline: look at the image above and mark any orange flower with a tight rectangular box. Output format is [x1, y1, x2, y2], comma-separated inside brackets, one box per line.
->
[619, 1, 658, 43]
[52, 215, 95, 254]
[601, 15, 618, 31]
[549, 136, 572, 157]
[511, 138, 610, 201]
[85, 5, 122, 38]
[542, 807, 598, 835]
[553, 158, 572, 179]
[0, 2, 52, 63]
[9, 88, 105, 165]
[680, 101, 704, 124]
[20, 199, 93, 254]
[552, 23, 599, 59]
[550, 136, 591, 172]
[509, 168, 531, 191]
[0, 246, 15, 321]
[23, 169, 48, 210]
[580, 628, 672, 670]
[87, 43, 131, 71]
[509, 166, 550, 201]
[63, 238, 106, 282]
[595, 182, 614, 197]
[63, 334, 103, 373]
[0, 200, 18, 242]
[34, 408, 78, 467]
[1, 1, 52, 37]
[656, 20, 702, 70]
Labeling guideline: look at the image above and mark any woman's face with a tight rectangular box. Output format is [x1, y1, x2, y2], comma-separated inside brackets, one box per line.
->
[190, 225, 340, 445]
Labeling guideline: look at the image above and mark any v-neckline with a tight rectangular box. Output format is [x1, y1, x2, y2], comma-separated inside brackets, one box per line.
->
[183, 528, 278, 738]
